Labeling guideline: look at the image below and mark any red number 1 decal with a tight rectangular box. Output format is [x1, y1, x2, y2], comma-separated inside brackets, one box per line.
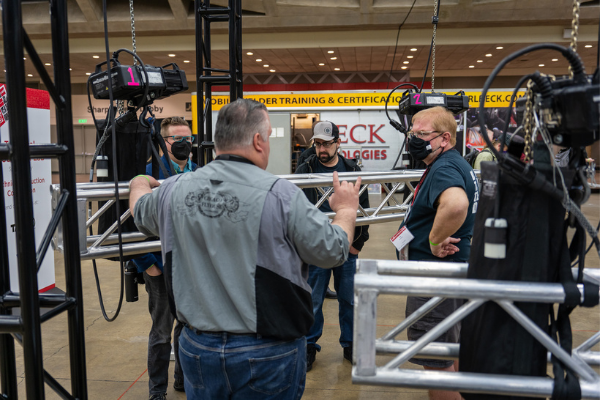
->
[413, 94, 421, 104]
[127, 67, 140, 86]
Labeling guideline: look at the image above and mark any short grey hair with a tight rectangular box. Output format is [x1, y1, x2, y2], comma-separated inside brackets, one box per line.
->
[214, 99, 270, 152]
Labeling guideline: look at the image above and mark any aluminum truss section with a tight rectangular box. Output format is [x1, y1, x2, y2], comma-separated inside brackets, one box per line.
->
[52, 170, 438, 261]
[0, 1, 87, 398]
[195, 0, 242, 166]
[353, 259, 600, 399]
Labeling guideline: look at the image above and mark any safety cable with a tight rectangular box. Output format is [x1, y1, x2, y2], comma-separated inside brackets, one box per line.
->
[386, 0, 418, 90]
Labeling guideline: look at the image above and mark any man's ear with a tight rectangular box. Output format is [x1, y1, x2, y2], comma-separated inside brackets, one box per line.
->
[442, 132, 452, 146]
[253, 132, 265, 153]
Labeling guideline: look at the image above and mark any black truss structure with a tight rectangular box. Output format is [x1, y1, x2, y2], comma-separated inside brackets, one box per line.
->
[195, 0, 243, 167]
[0, 0, 88, 399]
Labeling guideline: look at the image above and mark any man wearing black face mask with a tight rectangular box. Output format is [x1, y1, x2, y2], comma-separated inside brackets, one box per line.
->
[132, 116, 197, 398]
[159, 117, 196, 177]
[396, 106, 479, 400]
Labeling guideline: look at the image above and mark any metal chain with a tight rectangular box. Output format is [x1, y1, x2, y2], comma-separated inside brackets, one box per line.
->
[431, 0, 438, 92]
[523, 81, 534, 162]
[569, 0, 580, 78]
[129, 0, 137, 65]
[118, 0, 137, 115]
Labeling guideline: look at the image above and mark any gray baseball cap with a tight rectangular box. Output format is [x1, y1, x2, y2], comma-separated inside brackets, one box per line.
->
[311, 121, 339, 141]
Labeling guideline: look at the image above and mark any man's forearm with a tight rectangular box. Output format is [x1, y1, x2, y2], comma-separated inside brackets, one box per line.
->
[129, 176, 153, 214]
[332, 208, 356, 247]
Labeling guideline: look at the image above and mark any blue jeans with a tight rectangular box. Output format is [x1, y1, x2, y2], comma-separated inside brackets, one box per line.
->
[178, 327, 306, 400]
[306, 253, 358, 350]
[145, 273, 183, 395]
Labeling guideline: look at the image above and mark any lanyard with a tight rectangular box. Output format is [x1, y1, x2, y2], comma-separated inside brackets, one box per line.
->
[404, 166, 431, 225]
[410, 166, 431, 207]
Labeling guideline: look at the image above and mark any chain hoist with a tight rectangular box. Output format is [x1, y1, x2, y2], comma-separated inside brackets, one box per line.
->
[568, 0, 580, 79]
[118, 0, 138, 115]
[523, 80, 535, 162]
[430, 0, 438, 92]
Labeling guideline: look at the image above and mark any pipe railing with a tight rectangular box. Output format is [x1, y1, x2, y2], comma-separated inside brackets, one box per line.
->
[52, 169, 445, 259]
[352, 259, 600, 399]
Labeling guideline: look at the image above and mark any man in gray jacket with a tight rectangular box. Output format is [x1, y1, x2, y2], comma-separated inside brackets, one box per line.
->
[130, 98, 361, 399]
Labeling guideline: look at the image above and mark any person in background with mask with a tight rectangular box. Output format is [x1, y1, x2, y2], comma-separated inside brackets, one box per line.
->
[133, 117, 197, 399]
[395, 107, 478, 400]
[156, 116, 197, 178]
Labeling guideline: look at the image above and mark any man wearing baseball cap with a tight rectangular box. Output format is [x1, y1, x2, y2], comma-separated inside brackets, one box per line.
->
[295, 121, 370, 372]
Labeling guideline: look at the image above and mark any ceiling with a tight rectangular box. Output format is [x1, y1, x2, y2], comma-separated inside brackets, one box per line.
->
[0, 0, 598, 87]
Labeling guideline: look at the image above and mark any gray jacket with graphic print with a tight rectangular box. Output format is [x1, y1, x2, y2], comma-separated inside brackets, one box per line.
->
[133, 158, 350, 339]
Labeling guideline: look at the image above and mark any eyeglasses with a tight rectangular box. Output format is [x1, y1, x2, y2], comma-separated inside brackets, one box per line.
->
[164, 135, 195, 143]
[407, 130, 439, 139]
[314, 140, 336, 149]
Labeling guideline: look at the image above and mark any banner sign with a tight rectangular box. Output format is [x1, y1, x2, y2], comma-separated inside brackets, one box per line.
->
[193, 90, 526, 112]
[0, 86, 55, 293]
[319, 110, 402, 171]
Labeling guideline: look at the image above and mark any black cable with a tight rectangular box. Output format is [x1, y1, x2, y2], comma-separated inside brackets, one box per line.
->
[479, 43, 600, 264]
[419, 35, 435, 92]
[90, 0, 124, 322]
[384, 83, 420, 170]
[499, 73, 536, 146]
[597, 17, 599, 69]
[572, 219, 600, 268]
[86, 76, 100, 131]
[419, 1, 440, 92]
[477, 43, 586, 160]
[386, 0, 418, 90]
[384, 83, 420, 124]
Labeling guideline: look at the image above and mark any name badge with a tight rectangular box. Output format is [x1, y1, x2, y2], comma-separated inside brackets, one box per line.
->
[391, 226, 414, 260]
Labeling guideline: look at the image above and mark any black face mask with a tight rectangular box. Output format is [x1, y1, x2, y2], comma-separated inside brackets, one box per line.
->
[407, 134, 443, 161]
[170, 140, 192, 161]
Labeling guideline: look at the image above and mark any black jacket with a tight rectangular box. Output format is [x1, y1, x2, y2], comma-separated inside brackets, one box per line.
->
[295, 153, 370, 251]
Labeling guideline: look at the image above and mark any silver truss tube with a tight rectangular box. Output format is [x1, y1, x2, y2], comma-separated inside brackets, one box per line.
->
[381, 182, 404, 206]
[290, 174, 424, 188]
[375, 340, 600, 366]
[352, 368, 600, 399]
[358, 259, 468, 277]
[354, 274, 586, 304]
[576, 332, 600, 353]
[376, 340, 458, 359]
[86, 232, 149, 246]
[80, 241, 161, 261]
[89, 209, 131, 249]
[360, 260, 595, 282]
[373, 182, 403, 217]
[315, 186, 333, 209]
[63, 170, 431, 200]
[380, 297, 445, 341]
[86, 199, 114, 228]
[279, 170, 427, 182]
[384, 300, 484, 370]
[497, 300, 598, 382]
